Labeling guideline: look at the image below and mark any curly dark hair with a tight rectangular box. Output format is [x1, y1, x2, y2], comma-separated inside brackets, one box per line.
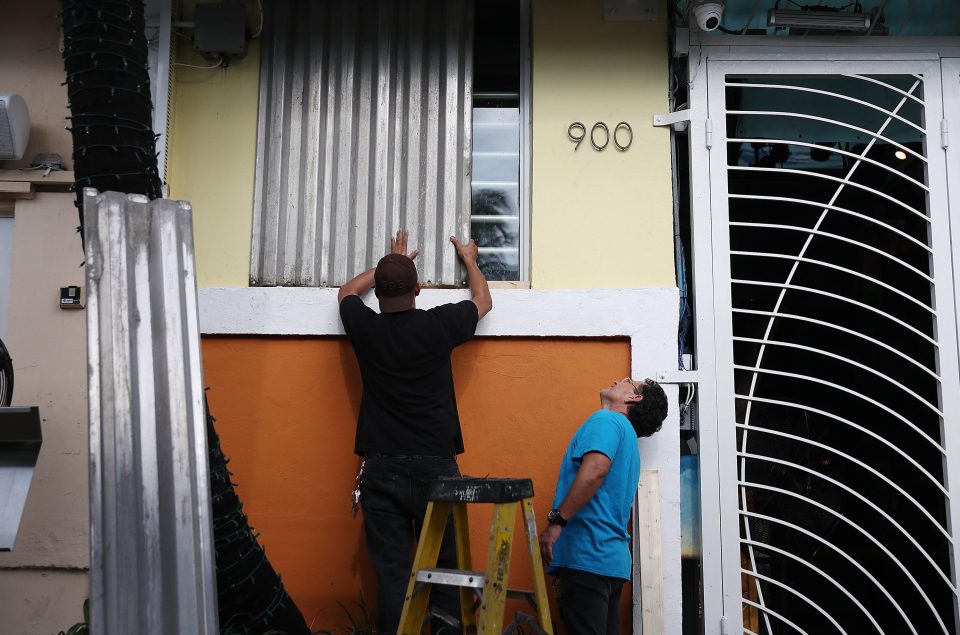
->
[626, 378, 668, 438]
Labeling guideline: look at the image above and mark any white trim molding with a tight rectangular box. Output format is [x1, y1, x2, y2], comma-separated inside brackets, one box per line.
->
[198, 285, 683, 635]
[199, 286, 675, 338]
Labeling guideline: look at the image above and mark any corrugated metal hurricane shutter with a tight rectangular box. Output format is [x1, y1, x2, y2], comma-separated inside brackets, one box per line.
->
[84, 189, 217, 634]
[251, 0, 474, 287]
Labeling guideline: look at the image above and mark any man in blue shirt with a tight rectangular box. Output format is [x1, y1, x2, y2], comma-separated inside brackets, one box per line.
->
[539, 377, 668, 635]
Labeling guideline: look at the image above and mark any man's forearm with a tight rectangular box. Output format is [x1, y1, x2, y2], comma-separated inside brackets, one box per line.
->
[556, 466, 606, 521]
[556, 452, 611, 521]
[464, 259, 492, 318]
[338, 268, 375, 302]
[539, 454, 608, 564]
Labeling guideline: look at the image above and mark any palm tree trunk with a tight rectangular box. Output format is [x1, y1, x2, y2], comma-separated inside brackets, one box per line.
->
[61, 0, 162, 242]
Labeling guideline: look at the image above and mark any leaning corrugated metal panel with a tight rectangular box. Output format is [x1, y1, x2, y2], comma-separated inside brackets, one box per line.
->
[84, 189, 217, 634]
[251, 0, 473, 287]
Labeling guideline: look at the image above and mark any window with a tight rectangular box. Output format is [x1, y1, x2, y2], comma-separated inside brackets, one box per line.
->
[471, 0, 529, 282]
[250, 0, 528, 287]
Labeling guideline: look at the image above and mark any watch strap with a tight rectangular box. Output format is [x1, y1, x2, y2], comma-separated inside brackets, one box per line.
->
[547, 508, 568, 527]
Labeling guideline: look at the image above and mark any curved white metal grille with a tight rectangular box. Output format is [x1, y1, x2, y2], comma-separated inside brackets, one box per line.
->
[720, 72, 958, 634]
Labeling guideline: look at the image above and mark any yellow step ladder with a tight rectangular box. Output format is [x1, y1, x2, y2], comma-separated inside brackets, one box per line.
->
[397, 477, 554, 635]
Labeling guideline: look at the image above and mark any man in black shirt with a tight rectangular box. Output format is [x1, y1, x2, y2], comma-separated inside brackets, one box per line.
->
[338, 229, 492, 634]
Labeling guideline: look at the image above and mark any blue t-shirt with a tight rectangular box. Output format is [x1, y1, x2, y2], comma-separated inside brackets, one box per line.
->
[548, 409, 640, 580]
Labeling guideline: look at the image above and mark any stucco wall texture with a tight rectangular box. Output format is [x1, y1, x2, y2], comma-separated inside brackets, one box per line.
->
[202, 336, 634, 630]
[0, 3, 90, 633]
[0, 193, 89, 634]
[0, 0, 73, 170]
[167, 36, 260, 290]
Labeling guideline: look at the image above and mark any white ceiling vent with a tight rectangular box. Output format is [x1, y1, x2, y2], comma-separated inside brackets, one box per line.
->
[0, 94, 30, 161]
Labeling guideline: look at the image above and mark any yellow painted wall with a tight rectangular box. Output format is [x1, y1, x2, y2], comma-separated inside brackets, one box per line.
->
[167, 1, 261, 288]
[530, 0, 675, 288]
[172, 0, 676, 289]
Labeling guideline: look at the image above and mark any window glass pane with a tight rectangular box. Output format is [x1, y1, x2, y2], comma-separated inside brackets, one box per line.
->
[472, 189, 520, 281]
[473, 107, 520, 281]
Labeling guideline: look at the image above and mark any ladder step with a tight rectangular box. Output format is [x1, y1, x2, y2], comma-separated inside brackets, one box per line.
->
[416, 568, 486, 589]
[414, 568, 540, 605]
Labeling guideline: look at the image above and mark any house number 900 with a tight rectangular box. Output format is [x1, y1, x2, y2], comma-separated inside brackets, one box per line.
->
[568, 121, 633, 152]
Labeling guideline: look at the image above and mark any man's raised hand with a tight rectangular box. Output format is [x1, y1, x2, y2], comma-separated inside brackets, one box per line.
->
[451, 234, 492, 318]
[449, 235, 479, 265]
[391, 229, 419, 260]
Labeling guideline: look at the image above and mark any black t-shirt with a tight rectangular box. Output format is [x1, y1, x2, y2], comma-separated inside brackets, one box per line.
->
[339, 295, 479, 456]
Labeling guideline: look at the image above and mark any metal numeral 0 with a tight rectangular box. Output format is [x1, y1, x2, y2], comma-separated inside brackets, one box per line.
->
[590, 122, 609, 151]
[568, 121, 633, 152]
[614, 122, 633, 151]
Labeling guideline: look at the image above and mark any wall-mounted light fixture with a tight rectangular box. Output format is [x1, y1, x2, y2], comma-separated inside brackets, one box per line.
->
[767, 7, 881, 32]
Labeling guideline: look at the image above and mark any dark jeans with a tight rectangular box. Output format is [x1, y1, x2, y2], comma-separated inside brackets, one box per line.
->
[555, 568, 625, 635]
[360, 455, 461, 635]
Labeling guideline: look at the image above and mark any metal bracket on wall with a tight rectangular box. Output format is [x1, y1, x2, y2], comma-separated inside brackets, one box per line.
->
[655, 369, 700, 385]
[652, 109, 691, 133]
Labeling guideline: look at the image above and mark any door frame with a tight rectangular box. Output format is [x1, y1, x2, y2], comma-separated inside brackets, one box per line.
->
[687, 41, 960, 635]
[943, 57, 960, 379]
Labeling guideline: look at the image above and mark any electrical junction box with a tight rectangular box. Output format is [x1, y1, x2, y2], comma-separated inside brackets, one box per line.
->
[193, 3, 248, 60]
[60, 285, 83, 310]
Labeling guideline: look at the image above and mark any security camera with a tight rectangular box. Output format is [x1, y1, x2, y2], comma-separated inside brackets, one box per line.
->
[692, 1, 724, 32]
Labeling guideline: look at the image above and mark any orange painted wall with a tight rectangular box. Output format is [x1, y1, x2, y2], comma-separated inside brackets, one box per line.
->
[202, 337, 633, 631]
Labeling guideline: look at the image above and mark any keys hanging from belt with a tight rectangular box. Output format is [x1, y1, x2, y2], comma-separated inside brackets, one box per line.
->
[351, 460, 365, 518]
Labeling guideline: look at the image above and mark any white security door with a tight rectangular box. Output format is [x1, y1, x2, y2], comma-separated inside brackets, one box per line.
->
[698, 58, 960, 634]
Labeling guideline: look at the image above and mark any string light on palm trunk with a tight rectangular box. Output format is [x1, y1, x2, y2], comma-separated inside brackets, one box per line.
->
[60, 0, 162, 243]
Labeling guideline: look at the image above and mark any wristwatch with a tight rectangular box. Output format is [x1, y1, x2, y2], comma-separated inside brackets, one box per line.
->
[547, 508, 568, 528]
